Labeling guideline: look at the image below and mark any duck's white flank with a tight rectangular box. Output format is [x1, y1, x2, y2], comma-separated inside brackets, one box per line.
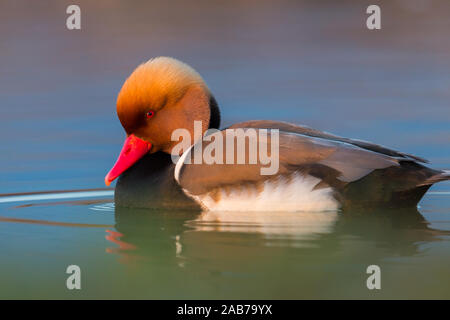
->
[181, 173, 340, 212]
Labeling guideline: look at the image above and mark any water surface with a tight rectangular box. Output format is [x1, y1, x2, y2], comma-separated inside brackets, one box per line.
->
[0, 0, 449, 299]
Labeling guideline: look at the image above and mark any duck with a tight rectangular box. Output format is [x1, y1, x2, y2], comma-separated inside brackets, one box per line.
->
[105, 57, 450, 211]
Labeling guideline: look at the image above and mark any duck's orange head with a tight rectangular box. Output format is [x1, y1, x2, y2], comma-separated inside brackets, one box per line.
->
[105, 57, 220, 186]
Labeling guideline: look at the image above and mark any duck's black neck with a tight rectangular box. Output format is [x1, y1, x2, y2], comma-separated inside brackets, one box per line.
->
[208, 95, 221, 129]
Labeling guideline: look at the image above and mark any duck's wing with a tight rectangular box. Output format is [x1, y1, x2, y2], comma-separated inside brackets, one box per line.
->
[175, 128, 400, 198]
[227, 120, 428, 163]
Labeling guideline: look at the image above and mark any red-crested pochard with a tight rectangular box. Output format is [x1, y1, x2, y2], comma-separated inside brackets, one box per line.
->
[105, 57, 449, 211]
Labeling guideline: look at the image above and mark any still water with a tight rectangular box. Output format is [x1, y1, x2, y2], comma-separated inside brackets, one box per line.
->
[0, 1, 449, 299]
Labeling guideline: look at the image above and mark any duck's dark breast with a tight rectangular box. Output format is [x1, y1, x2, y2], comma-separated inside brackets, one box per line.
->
[114, 152, 200, 210]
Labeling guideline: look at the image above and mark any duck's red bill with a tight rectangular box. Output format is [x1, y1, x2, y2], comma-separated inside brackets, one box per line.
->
[105, 134, 152, 186]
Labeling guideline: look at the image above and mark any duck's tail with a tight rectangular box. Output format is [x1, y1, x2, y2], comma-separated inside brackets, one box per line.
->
[421, 170, 450, 186]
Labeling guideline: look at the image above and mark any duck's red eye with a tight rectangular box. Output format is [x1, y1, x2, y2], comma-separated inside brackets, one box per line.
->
[146, 110, 155, 119]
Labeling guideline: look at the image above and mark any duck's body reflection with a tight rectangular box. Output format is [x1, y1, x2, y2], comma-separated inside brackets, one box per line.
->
[108, 206, 449, 298]
[111, 206, 445, 261]
[190, 211, 338, 239]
